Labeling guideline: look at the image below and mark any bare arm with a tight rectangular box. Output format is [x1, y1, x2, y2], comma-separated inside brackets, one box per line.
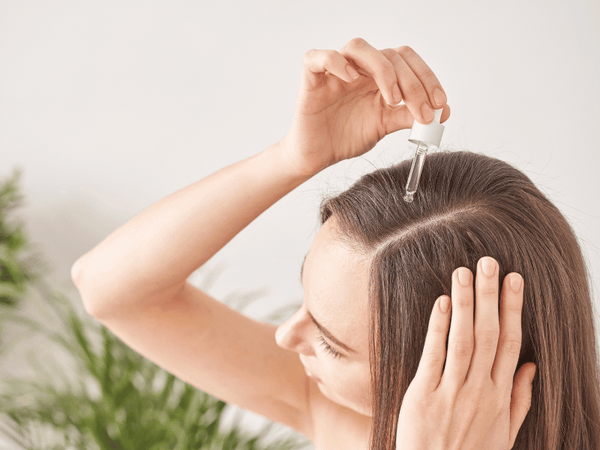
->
[72, 139, 312, 318]
[71, 139, 319, 436]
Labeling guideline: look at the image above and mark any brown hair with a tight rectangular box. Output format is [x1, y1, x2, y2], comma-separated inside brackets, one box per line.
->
[319, 150, 600, 449]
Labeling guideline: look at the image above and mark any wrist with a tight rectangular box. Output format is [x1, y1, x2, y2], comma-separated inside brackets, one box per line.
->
[266, 138, 324, 181]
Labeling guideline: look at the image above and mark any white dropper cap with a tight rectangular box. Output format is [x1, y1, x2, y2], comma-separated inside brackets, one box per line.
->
[408, 108, 445, 148]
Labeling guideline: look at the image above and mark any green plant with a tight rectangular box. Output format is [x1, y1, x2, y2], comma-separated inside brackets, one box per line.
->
[0, 167, 44, 309]
[0, 284, 308, 450]
[0, 168, 310, 450]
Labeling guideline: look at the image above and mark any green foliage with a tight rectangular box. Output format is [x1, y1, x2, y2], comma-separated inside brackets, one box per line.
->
[0, 288, 307, 449]
[0, 167, 44, 308]
[0, 168, 310, 450]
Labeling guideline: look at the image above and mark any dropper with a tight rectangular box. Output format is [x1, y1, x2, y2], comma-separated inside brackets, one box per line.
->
[403, 108, 445, 202]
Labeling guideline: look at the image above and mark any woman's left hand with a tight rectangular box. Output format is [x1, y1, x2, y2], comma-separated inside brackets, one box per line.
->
[396, 256, 536, 450]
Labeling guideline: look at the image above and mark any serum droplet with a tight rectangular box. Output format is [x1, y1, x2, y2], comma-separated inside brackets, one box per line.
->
[403, 193, 414, 203]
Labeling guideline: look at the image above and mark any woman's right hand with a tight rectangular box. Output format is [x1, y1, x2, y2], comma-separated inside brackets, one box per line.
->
[395, 257, 535, 450]
[280, 38, 450, 177]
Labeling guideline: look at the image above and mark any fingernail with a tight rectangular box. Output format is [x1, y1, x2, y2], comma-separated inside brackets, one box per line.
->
[439, 296, 450, 313]
[510, 273, 523, 292]
[346, 65, 360, 80]
[421, 103, 434, 122]
[530, 366, 537, 383]
[458, 268, 471, 286]
[480, 257, 497, 277]
[433, 88, 446, 106]
[392, 84, 402, 103]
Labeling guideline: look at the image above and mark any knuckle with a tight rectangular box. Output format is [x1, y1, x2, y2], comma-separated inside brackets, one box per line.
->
[323, 50, 338, 65]
[503, 300, 523, 313]
[410, 386, 436, 412]
[477, 329, 499, 350]
[347, 37, 366, 49]
[303, 49, 316, 63]
[420, 68, 435, 80]
[404, 80, 425, 97]
[489, 395, 506, 416]
[478, 286, 498, 298]
[441, 387, 460, 408]
[379, 61, 396, 80]
[378, 62, 396, 81]
[502, 334, 523, 355]
[421, 71, 438, 87]
[465, 382, 501, 411]
[398, 45, 414, 55]
[430, 322, 449, 335]
[454, 295, 472, 308]
[423, 348, 446, 365]
[381, 48, 400, 60]
[450, 338, 473, 358]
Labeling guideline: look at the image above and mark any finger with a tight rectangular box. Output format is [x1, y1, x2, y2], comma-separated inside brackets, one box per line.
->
[339, 37, 403, 107]
[379, 48, 405, 107]
[382, 103, 452, 136]
[467, 256, 500, 386]
[440, 267, 474, 392]
[302, 49, 360, 87]
[508, 364, 536, 449]
[394, 45, 448, 110]
[413, 295, 452, 390]
[492, 271, 525, 389]
[380, 47, 438, 123]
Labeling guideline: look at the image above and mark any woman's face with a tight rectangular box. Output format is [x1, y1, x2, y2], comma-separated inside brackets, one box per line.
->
[275, 217, 372, 416]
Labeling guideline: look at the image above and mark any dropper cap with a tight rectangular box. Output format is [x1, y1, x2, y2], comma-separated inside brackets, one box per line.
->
[408, 108, 445, 148]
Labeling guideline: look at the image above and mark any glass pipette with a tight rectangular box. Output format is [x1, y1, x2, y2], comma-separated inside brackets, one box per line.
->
[403, 142, 429, 203]
[403, 108, 445, 203]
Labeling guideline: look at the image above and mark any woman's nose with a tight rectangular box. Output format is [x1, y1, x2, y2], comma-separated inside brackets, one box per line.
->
[275, 308, 315, 356]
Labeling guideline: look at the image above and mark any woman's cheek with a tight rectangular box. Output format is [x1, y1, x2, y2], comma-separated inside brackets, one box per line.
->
[342, 362, 371, 406]
[317, 353, 345, 385]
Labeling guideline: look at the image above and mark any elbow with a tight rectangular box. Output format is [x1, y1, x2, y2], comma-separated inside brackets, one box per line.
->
[71, 256, 85, 287]
[71, 256, 102, 318]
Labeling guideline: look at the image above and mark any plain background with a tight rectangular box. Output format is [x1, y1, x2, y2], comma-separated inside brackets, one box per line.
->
[1, 0, 599, 446]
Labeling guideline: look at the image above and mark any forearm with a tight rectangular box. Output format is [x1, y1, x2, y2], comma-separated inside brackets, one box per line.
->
[72, 139, 313, 315]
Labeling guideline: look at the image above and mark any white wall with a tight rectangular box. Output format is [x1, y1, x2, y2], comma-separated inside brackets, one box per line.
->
[1, 0, 599, 445]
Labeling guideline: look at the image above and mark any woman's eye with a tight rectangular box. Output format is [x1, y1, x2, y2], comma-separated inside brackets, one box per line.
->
[317, 335, 343, 359]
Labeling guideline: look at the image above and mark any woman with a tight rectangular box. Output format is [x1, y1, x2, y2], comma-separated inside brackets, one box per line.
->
[71, 38, 600, 449]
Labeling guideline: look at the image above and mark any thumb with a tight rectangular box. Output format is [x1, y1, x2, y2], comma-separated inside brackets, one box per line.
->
[507, 364, 536, 449]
